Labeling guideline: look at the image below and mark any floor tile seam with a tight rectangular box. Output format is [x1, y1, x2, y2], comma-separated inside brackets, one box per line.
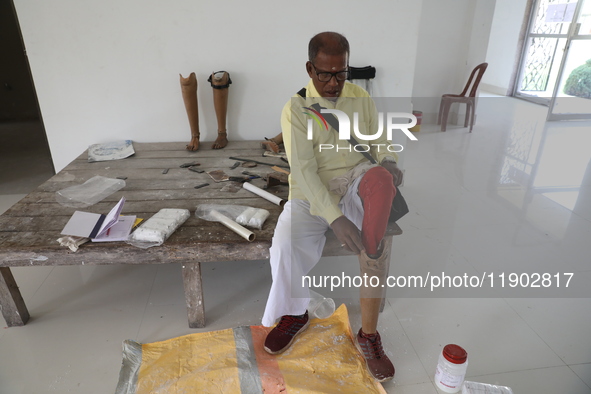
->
[390, 380, 439, 390]
[134, 265, 161, 340]
[502, 297, 570, 366]
[145, 302, 185, 308]
[446, 221, 518, 231]
[465, 364, 589, 382]
[568, 364, 591, 391]
[385, 298, 435, 385]
[25, 266, 56, 305]
[571, 210, 591, 225]
[428, 223, 503, 277]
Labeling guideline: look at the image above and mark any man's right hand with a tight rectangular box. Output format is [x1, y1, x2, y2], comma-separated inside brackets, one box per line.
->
[382, 161, 403, 187]
[330, 215, 365, 255]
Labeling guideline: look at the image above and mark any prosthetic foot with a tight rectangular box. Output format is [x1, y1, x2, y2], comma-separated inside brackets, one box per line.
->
[261, 133, 283, 153]
[208, 71, 232, 149]
[180, 73, 200, 151]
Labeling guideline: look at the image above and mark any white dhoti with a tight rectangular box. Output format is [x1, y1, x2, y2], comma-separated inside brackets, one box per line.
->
[261, 176, 364, 327]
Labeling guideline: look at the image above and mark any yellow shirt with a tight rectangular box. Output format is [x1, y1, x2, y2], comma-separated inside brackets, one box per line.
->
[281, 79, 398, 224]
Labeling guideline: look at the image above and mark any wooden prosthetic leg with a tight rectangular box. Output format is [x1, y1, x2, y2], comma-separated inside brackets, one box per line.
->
[208, 71, 232, 149]
[180, 73, 200, 151]
[358, 237, 392, 333]
[261, 133, 284, 153]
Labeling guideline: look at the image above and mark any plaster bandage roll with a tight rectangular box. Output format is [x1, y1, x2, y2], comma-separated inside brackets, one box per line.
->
[249, 209, 270, 229]
[243, 182, 286, 206]
[128, 208, 190, 248]
[210, 210, 255, 242]
[236, 207, 257, 226]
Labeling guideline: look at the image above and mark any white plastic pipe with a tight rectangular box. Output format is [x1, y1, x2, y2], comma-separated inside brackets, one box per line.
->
[210, 209, 255, 242]
[243, 182, 286, 206]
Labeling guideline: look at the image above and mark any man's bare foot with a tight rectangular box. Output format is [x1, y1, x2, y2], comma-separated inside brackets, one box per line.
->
[186, 135, 200, 151]
[212, 132, 228, 149]
[261, 138, 280, 153]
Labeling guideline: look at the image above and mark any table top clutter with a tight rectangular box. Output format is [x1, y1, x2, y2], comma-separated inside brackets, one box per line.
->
[0, 141, 288, 267]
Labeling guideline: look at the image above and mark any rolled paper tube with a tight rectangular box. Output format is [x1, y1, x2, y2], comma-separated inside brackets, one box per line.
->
[210, 209, 255, 242]
[243, 182, 287, 206]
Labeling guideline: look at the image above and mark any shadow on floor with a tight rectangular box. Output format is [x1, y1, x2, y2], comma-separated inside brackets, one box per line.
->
[0, 120, 54, 194]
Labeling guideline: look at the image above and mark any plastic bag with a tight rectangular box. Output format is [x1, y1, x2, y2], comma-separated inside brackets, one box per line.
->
[88, 140, 135, 162]
[195, 204, 270, 230]
[56, 236, 89, 252]
[56, 176, 125, 208]
[462, 381, 513, 394]
[127, 209, 190, 249]
[308, 290, 336, 319]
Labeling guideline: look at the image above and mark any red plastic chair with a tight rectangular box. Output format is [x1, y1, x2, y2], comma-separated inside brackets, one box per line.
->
[437, 63, 488, 132]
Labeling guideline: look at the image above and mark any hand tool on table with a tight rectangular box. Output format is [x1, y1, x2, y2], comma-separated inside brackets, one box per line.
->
[180, 161, 200, 168]
[228, 156, 289, 169]
[207, 170, 256, 183]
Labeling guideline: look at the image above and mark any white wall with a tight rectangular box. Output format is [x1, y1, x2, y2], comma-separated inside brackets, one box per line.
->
[483, 0, 529, 94]
[14, 0, 423, 171]
[411, 0, 496, 121]
[465, 0, 496, 79]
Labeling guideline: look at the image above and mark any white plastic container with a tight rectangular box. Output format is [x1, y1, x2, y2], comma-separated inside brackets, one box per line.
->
[434, 344, 468, 393]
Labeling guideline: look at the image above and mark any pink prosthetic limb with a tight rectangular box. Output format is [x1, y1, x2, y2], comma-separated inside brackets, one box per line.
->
[358, 166, 396, 257]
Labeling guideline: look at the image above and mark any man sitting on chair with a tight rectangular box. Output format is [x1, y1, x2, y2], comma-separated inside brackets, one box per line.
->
[261, 31, 403, 382]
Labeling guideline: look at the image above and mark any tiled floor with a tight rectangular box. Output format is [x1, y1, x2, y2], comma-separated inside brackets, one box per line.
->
[1, 98, 591, 393]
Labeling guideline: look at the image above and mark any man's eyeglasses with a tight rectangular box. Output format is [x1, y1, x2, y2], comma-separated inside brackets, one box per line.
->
[312, 64, 349, 82]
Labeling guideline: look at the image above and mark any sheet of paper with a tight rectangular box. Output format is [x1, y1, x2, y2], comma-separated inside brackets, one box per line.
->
[60, 211, 103, 238]
[91, 215, 136, 242]
[545, 3, 575, 23]
[95, 197, 126, 238]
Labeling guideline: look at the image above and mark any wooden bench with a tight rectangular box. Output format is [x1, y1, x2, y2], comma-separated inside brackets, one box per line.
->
[0, 141, 400, 328]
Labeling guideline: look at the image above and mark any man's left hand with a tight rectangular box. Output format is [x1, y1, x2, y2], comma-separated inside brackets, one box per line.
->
[381, 161, 403, 187]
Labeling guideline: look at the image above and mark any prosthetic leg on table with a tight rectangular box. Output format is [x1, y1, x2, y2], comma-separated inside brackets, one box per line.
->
[208, 71, 232, 149]
[261, 133, 284, 153]
[180, 72, 200, 151]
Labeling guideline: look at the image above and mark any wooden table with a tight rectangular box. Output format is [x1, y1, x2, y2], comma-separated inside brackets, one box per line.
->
[0, 141, 401, 328]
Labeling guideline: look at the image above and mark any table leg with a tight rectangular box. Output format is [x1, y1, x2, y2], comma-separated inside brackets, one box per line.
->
[182, 262, 205, 328]
[0, 267, 30, 327]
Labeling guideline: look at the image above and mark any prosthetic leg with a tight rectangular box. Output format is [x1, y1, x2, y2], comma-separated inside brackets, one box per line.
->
[208, 71, 232, 149]
[357, 166, 396, 331]
[261, 132, 284, 153]
[180, 73, 200, 151]
[356, 166, 396, 382]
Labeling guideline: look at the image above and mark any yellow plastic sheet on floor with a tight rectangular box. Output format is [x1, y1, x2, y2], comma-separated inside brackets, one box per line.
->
[116, 304, 386, 393]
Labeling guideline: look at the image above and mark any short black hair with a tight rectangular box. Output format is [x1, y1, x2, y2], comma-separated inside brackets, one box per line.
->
[308, 32, 350, 63]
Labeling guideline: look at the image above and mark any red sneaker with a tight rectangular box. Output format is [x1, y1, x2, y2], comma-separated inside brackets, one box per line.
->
[264, 311, 310, 354]
[355, 329, 395, 382]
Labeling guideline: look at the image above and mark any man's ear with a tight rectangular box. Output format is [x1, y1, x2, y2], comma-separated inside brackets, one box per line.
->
[306, 61, 314, 78]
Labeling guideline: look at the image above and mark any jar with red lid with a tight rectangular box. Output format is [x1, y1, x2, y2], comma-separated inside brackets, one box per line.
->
[434, 344, 468, 393]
